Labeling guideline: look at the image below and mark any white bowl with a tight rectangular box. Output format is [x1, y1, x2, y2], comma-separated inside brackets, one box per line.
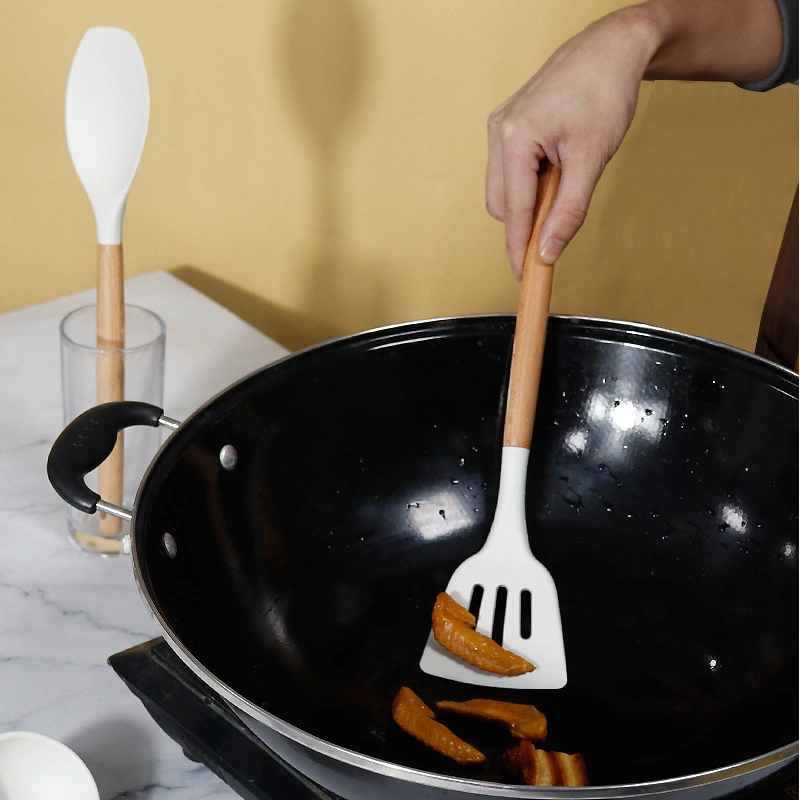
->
[0, 731, 100, 800]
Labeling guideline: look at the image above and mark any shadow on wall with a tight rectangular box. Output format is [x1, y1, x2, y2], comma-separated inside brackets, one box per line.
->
[171, 265, 340, 352]
[173, 0, 395, 353]
[278, 0, 393, 337]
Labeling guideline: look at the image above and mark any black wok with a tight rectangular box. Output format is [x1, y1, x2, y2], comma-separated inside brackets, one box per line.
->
[48, 315, 798, 799]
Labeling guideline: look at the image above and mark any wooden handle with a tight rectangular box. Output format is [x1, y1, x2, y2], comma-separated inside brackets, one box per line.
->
[503, 162, 561, 448]
[96, 244, 125, 533]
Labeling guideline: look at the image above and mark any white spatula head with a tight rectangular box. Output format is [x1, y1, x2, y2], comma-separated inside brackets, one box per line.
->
[419, 446, 567, 689]
[65, 27, 150, 245]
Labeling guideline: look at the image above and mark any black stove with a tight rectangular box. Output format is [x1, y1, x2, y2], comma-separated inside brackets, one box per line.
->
[109, 638, 797, 800]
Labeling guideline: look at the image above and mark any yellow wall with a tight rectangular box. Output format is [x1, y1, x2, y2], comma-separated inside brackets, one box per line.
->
[1, 1, 796, 352]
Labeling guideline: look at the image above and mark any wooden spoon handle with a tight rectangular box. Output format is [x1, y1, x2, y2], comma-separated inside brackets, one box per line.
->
[97, 244, 125, 354]
[503, 162, 561, 448]
[97, 243, 125, 532]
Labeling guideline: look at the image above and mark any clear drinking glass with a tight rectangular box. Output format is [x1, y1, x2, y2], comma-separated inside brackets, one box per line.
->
[60, 304, 166, 555]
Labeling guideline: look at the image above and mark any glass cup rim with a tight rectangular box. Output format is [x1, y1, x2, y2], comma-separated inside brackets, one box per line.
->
[60, 303, 166, 355]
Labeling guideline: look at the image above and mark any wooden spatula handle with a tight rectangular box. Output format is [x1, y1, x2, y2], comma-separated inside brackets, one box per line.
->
[97, 243, 125, 533]
[503, 162, 561, 448]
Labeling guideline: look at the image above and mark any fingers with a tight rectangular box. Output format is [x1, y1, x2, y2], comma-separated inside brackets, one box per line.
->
[504, 158, 595, 276]
[504, 197, 537, 281]
[487, 109, 546, 280]
[537, 154, 601, 264]
[487, 119, 603, 275]
[502, 151, 540, 280]
[486, 104, 508, 223]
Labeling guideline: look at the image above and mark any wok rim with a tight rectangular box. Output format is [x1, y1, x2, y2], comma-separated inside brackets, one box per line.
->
[154, 314, 800, 437]
[130, 313, 799, 796]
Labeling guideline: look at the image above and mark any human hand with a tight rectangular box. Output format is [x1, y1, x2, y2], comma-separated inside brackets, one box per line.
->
[486, 7, 661, 278]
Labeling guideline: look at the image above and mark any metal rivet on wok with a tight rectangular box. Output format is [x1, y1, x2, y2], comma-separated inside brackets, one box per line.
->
[162, 532, 178, 559]
[219, 444, 238, 471]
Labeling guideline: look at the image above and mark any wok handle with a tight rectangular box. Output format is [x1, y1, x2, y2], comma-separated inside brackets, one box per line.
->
[504, 161, 561, 448]
[47, 401, 178, 518]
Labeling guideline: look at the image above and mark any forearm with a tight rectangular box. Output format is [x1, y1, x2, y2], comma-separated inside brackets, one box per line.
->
[637, 0, 784, 83]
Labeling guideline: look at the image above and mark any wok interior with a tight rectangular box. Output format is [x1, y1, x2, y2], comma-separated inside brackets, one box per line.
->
[137, 317, 798, 786]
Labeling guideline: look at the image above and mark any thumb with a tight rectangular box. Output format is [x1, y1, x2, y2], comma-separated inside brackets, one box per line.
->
[538, 158, 604, 264]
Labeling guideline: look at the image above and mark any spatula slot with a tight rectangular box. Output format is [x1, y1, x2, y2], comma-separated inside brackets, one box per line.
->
[520, 589, 532, 639]
[491, 586, 508, 644]
[468, 585, 484, 619]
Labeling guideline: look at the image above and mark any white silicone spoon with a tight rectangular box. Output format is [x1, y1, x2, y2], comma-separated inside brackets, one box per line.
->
[65, 27, 150, 531]
[420, 163, 567, 689]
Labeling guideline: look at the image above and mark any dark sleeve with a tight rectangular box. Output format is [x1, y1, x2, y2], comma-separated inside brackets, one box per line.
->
[737, 0, 798, 91]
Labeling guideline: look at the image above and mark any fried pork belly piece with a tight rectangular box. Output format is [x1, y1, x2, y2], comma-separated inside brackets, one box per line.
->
[431, 592, 535, 676]
[392, 686, 485, 765]
[436, 698, 547, 741]
[436, 590, 477, 626]
[503, 739, 588, 787]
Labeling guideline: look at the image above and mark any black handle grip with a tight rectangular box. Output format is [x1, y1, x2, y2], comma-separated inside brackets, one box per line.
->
[47, 401, 164, 514]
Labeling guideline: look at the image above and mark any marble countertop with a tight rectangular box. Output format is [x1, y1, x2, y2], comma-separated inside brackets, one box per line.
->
[0, 271, 289, 799]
